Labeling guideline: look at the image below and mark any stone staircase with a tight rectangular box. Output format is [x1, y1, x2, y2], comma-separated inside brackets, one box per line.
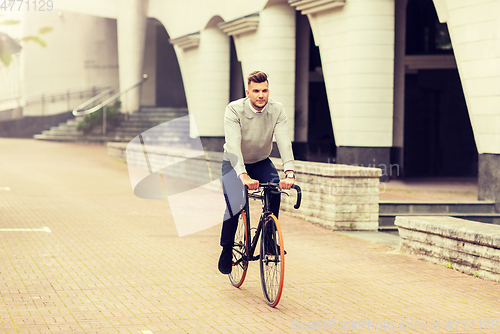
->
[112, 107, 189, 144]
[33, 107, 189, 143]
[379, 201, 500, 230]
[33, 117, 86, 141]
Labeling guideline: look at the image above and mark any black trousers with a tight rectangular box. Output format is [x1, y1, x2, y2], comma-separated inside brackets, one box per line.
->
[220, 157, 281, 247]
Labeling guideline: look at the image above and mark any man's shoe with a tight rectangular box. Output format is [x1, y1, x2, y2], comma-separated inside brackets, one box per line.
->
[218, 247, 233, 274]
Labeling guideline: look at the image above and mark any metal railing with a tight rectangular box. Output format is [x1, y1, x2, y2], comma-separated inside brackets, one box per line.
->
[72, 74, 149, 135]
[0, 86, 112, 116]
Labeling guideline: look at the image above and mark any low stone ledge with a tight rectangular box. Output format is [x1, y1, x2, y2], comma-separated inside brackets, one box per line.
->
[396, 216, 500, 282]
[272, 158, 381, 231]
[108, 142, 381, 231]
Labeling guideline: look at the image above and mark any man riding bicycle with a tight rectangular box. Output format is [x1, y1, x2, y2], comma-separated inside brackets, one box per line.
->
[219, 70, 295, 274]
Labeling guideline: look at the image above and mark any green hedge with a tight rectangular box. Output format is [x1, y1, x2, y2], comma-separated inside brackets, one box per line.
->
[77, 101, 121, 133]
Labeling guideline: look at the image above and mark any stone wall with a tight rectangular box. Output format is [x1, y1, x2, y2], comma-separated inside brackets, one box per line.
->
[273, 159, 381, 231]
[0, 111, 74, 138]
[108, 142, 382, 231]
[396, 216, 500, 283]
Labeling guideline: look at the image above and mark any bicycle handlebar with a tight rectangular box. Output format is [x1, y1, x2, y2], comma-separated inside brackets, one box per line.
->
[244, 183, 301, 209]
[291, 184, 302, 209]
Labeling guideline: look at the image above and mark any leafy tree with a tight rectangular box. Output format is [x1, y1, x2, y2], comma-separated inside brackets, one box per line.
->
[0, 18, 52, 66]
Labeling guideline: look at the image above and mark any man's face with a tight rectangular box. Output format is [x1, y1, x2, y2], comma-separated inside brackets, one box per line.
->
[246, 81, 269, 111]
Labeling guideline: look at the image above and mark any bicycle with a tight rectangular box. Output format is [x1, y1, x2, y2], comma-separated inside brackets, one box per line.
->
[228, 182, 301, 307]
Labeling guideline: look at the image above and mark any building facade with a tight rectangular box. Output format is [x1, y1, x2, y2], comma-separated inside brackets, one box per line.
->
[1, 0, 499, 199]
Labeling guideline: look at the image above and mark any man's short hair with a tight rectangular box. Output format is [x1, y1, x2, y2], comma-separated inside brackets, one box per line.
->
[247, 71, 268, 85]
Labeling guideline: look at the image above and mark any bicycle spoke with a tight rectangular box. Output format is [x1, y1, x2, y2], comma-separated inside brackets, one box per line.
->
[229, 210, 249, 288]
[260, 215, 285, 307]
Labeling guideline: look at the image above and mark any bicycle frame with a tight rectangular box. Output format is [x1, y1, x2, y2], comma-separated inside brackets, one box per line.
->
[244, 183, 301, 262]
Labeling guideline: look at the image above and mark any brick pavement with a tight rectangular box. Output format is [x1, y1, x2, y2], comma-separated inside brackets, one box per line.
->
[0, 138, 499, 333]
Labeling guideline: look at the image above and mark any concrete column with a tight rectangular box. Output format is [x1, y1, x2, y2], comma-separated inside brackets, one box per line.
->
[303, 0, 395, 180]
[393, 0, 408, 177]
[232, 3, 296, 134]
[229, 37, 244, 102]
[117, 0, 148, 114]
[171, 25, 230, 138]
[294, 12, 310, 144]
[141, 20, 157, 107]
[308, 0, 395, 148]
[193, 26, 230, 137]
[431, 0, 500, 200]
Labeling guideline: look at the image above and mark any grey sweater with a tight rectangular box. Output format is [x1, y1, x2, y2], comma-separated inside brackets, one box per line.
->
[223, 97, 294, 175]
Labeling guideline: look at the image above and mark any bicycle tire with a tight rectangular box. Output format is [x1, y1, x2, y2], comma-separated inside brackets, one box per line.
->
[229, 210, 249, 288]
[259, 214, 285, 307]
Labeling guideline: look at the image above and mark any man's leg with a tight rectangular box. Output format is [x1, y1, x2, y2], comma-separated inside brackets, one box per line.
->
[220, 160, 245, 246]
[220, 213, 240, 248]
[218, 213, 239, 274]
[219, 160, 245, 274]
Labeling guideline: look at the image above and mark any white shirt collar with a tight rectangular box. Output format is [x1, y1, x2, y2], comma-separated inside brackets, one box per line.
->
[248, 99, 267, 114]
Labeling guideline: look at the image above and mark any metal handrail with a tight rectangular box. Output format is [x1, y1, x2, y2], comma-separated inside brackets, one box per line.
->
[72, 74, 149, 135]
[71, 87, 115, 116]
[72, 74, 149, 116]
[0, 85, 108, 104]
[0, 85, 112, 115]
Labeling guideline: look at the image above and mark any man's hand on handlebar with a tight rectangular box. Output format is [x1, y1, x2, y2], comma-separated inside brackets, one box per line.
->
[239, 173, 259, 190]
[279, 177, 295, 190]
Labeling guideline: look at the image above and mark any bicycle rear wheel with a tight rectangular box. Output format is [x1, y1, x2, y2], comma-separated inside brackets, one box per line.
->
[259, 214, 285, 307]
[229, 210, 249, 287]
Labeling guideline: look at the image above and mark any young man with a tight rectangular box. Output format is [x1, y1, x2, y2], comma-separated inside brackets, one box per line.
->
[218, 71, 295, 274]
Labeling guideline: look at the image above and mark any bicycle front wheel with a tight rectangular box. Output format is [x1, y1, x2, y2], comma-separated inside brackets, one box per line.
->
[259, 214, 285, 307]
[229, 210, 249, 288]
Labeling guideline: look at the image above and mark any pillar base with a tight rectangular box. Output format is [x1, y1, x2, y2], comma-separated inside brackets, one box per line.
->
[336, 146, 391, 182]
[478, 154, 500, 203]
[200, 137, 225, 153]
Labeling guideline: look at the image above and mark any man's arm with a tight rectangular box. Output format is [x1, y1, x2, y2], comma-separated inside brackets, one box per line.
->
[274, 108, 295, 172]
[224, 105, 260, 190]
[274, 108, 295, 189]
[224, 105, 246, 175]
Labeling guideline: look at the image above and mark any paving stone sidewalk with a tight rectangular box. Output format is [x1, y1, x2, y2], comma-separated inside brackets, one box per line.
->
[0, 139, 499, 334]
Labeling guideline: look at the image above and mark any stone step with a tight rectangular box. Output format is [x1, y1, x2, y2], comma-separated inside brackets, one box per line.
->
[42, 130, 84, 137]
[379, 201, 496, 214]
[47, 127, 83, 134]
[380, 213, 500, 230]
[114, 125, 188, 131]
[397, 216, 500, 282]
[378, 201, 499, 231]
[134, 109, 188, 115]
[114, 122, 189, 130]
[34, 134, 116, 142]
[133, 113, 188, 119]
[35, 108, 190, 143]
[139, 107, 188, 113]
[106, 135, 190, 144]
[126, 117, 188, 124]
[113, 127, 188, 134]
[114, 132, 188, 138]
[63, 119, 81, 127]
[116, 122, 188, 129]
[51, 124, 75, 131]
[140, 136, 190, 142]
